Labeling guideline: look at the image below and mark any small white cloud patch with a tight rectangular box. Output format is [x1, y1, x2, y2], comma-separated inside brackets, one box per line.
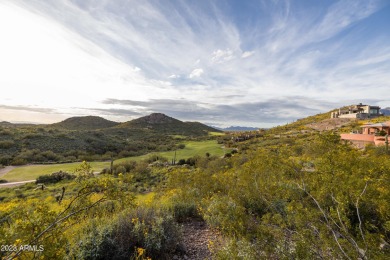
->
[241, 51, 254, 58]
[189, 68, 204, 78]
[211, 49, 234, 63]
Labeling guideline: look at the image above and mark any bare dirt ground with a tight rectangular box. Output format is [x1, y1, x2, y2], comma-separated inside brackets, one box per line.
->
[174, 220, 223, 260]
[306, 118, 355, 131]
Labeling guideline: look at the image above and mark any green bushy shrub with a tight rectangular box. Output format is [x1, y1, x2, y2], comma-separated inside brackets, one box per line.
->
[69, 207, 181, 259]
[0, 140, 14, 149]
[202, 195, 246, 236]
[172, 202, 201, 222]
[36, 171, 75, 184]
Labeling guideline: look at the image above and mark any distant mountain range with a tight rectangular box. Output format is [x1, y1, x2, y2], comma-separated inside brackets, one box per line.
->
[380, 107, 390, 115]
[0, 121, 36, 127]
[212, 126, 260, 131]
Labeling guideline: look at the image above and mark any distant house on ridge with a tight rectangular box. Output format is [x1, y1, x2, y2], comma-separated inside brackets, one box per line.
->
[331, 103, 382, 119]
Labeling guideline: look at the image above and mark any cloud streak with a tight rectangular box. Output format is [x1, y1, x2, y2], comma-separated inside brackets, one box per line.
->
[1, 0, 389, 126]
[99, 97, 345, 127]
[0, 105, 55, 113]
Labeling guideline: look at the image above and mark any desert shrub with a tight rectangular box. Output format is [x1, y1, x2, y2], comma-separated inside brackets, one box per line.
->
[10, 149, 63, 163]
[0, 129, 12, 136]
[213, 239, 259, 260]
[146, 155, 168, 163]
[115, 166, 127, 175]
[10, 158, 27, 166]
[122, 161, 138, 172]
[172, 202, 201, 222]
[64, 155, 77, 162]
[0, 140, 14, 149]
[370, 145, 389, 156]
[118, 150, 134, 158]
[201, 195, 247, 236]
[102, 161, 138, 175]
[0, 155, 12, 166]
[133, 162, 151, 177]
[200, 157, 232, 173]
[67, 219, 116, 260]
[36, 171, 75, 184]
[177, 159, 186, 165]
[14, 189, 25, 199]
[74, 161, 94, 181]
[39, 150, 60, 161]
[79, 154, 102, 162]
[69, 207, 181, 259]
[185, 157, 198, 166]
[0, 198, 68, 259]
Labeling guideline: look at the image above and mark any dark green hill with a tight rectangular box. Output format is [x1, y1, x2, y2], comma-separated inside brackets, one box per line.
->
[51, 116, 119, 130]
[118, 113, 221, 136]
[0, 121, 13, 127]
[185, 121, 222, 133]
[0, 113, 222, 165]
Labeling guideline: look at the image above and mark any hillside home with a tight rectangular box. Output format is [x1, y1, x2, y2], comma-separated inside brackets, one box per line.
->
[340, 121, 390, 148]
[331, 103, 381, 119]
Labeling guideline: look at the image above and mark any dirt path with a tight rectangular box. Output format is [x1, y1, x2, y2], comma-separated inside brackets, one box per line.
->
[0, 180, 35, 188]
[0, 166, 18, 178]
[174, 220, 223, 260]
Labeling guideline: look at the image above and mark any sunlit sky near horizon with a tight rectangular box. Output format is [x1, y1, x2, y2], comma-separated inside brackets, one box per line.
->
[1, 0, 390, 127]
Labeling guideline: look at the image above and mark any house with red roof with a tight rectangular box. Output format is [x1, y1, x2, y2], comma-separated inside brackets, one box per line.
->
[340, 121, 390, 148]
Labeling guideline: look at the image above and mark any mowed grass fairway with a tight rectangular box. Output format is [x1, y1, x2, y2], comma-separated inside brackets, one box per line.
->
[2, 162, 110, 182]
[2, 140, 226, 182]
[116, 139, 226, 164]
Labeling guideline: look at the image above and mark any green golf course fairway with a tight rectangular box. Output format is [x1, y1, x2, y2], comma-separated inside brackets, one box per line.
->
[1, 140, 227, 183]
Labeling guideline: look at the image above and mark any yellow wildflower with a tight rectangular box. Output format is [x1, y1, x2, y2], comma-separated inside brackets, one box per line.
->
[137, 247, 145, 256]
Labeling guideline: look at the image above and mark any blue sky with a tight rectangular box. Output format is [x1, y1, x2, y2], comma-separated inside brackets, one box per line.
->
[0, 0, 389, 127]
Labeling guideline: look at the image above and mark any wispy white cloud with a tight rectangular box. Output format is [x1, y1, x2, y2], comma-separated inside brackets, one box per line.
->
[311, 0, 381, 42]
[1, 0, 389, 126]
[241, 51, 254, 58]
[189, 68, 204, 78]
[211, 49, 234, 63]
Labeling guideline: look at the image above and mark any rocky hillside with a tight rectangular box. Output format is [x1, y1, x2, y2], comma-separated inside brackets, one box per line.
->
[306, 118, 355, 131]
